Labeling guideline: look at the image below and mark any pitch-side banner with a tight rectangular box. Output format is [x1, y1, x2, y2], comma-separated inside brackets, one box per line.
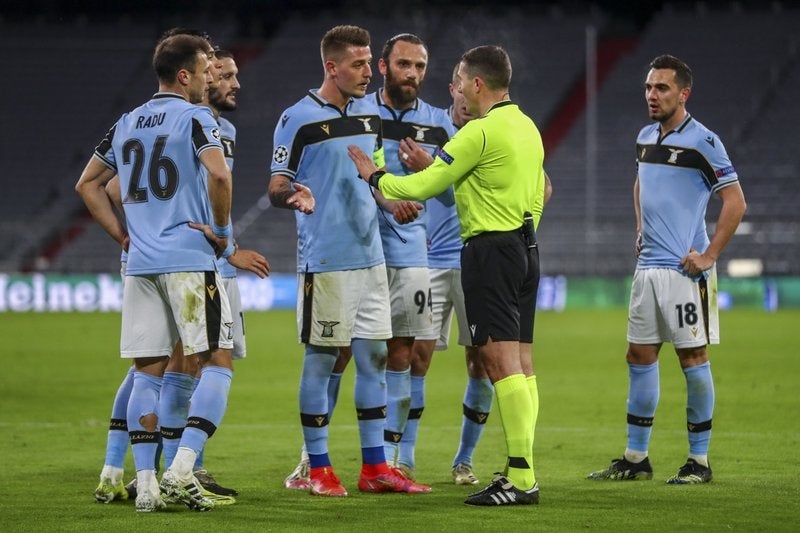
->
[0, 273, 569, 313]
[0, 272, 296, 313]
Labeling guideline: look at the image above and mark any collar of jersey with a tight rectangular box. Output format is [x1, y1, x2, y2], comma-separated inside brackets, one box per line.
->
[307, 89, 353, 114]
[151, 92, 186, 101]
[373, 90, 420, 115]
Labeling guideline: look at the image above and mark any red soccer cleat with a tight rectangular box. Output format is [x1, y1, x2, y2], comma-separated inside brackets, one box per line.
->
[309, 466, 348, 497]
[358, 465, 432, 494]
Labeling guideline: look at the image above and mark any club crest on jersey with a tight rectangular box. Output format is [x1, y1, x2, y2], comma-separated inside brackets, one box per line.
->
[317, 320, 340, 338]
[273, 145, 289, 164]
[437, 147, 454, 165]
[412, 125, 429, 141]
[667, 148, 684, 164]
[358, 118, 373, 132]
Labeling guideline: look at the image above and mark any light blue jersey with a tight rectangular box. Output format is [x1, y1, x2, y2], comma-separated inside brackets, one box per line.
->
[636, 114, 739, 272]
[214, 115, 236, 279]
[371, 92, 454, 268]
[94, 92, 223, 275]
[271, 90, 385, 273]
[425, 106, 463, 269]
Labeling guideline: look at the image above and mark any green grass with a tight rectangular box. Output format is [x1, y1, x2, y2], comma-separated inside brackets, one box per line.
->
[1, 309, 798, 531]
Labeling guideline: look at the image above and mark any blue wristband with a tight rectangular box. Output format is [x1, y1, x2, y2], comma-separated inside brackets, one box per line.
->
[221, 240, 236, 259]
[212, 222, 232, 238]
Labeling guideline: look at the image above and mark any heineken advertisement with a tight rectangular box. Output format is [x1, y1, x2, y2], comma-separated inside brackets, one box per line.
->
[0, 272, 296, 313]
[0, 273, 797, 313]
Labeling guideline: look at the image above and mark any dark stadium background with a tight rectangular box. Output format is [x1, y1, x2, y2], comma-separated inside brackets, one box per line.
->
[2, 0, 797, 308]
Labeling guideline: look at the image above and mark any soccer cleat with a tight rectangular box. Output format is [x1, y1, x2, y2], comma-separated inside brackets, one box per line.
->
[587, 457, 654, 481]
[309, 466, 348, 497]
[159, 470, 215, 511]
[284, 459, 311, 491]
[464, 475, 539, 506]
[358, 466, 432, 494]
[452, 463, 480, 486]
[124, 478, 137, 500]
[194, 469, 239, 497]
[201, 487, 236, 505]
[135, 479, 166, 513]
[392, 462, 416, 481]
[666, 459, 713, 485]
[94, 477, 129, 503]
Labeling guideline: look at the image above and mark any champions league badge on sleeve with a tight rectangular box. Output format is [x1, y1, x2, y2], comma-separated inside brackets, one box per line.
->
[273, 145, 289, 164]
[436, 147, 454, 165]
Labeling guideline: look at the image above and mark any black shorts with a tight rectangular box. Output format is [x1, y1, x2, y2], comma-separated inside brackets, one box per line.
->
[461, 230, 540, 346]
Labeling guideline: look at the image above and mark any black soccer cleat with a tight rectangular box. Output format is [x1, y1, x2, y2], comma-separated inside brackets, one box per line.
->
[666, 459, 712, 484]
[464, 474, 539, 506]
[587, 457, 653, 480]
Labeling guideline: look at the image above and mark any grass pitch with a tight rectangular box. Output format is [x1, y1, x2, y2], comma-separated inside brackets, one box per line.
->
[1, 308, 798, 531]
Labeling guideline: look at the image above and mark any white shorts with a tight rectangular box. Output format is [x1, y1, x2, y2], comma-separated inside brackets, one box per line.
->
[223, 277, 246, 360]
[121, 272, 234, 358]
[627, 267, 719, 348]
[386, 266, 434, 338]
[415, 268, 471, 350]
[297, 264, 392, 346]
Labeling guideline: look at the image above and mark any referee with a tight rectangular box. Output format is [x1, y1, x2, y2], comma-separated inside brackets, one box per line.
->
[348, 45, 546, 506]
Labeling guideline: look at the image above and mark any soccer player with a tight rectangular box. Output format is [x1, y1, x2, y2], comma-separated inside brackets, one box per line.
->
[349, 45, 546, 506]
[368, 33, 450, 481]
[588, 54, 746, 484]
[268, 24, 430, 497]
[77, 33, 235, 512]
[190, 48, 270, 498]
[92, 38, 267, 506]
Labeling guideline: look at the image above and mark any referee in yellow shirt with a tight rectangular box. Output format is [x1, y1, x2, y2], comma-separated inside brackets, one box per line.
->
[348, 44, 546, 506]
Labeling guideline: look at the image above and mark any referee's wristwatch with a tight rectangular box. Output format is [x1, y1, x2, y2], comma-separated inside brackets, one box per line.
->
[368, 170, 385, 188]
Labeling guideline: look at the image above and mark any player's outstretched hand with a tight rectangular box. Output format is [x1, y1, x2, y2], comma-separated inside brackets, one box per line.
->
[347, 145, 378, 182]
[399, 137, 434, 172]
[385, 200, 424, 225]
[228, 248, 270, 278]
[287, 182, 315, 214]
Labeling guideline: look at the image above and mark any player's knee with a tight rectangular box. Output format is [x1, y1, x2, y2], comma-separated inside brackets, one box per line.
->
[626, 343, 659, 365]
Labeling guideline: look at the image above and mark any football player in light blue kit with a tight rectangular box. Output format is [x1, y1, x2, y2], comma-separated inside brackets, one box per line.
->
[589, 54, 746, 484]
[76, 33, 235, 513]
[369, 33, 452, 480]
[268, 25, 430, 497]
[194, 48, 270, 497]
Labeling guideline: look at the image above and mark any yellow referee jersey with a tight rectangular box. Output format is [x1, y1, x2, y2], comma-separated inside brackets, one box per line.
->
[377, 101, 545, 241]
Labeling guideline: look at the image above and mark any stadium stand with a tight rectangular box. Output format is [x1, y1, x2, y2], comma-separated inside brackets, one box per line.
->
[2, 2, 798, 276]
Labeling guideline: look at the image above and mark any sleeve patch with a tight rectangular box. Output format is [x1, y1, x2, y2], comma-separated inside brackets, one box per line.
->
[273, 145, 289, 164]
[437, 147, 454, 165]
[715, 165, 736, 178]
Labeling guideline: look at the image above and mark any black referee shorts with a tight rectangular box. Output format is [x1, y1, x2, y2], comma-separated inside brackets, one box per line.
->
[461, 230, 539, 346]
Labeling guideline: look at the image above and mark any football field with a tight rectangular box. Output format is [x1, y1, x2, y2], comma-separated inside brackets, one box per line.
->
[1, 308, 797, 531]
